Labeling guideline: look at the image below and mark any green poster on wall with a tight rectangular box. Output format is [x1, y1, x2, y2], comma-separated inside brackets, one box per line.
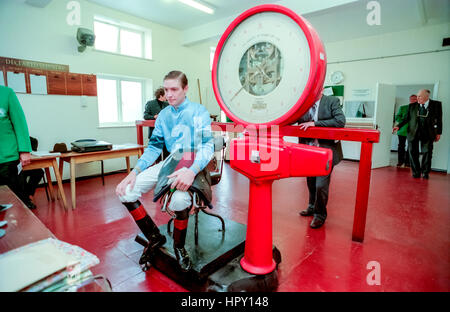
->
[324, 85, 344, 96]
[324, 85, 344, 108]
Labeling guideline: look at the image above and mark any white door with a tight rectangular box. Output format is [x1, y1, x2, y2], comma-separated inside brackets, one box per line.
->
[372, 83, 396, 169]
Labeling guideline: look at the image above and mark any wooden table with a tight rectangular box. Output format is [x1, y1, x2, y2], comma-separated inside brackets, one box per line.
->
[59, 144, 143, 209]
[23, 154, 68, 210]
[0, 185, 55, 254]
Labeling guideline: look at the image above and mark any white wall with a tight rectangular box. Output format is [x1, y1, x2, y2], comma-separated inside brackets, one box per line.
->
[0, 0, 213, 179]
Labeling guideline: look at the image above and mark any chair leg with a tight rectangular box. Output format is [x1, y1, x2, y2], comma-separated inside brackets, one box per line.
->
[167, 218, 173, 234]
[101, 160, 105, 186]
[195, 211, 199, 245]
[42, 174, 50, 202]
[201, 209, 225, 232]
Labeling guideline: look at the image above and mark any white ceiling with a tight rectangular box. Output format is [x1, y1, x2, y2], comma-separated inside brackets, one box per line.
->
[87, 0, 449, 45]
[305, 0, 450, 43]
[88, 0, 281, 30]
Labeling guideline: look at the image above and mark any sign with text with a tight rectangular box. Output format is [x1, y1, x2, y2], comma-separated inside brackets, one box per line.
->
[1, 56, 96, 96]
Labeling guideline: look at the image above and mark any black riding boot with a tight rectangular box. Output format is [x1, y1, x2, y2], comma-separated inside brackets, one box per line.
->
[123, 201, 166, 264]
[173, 208, 192, 272]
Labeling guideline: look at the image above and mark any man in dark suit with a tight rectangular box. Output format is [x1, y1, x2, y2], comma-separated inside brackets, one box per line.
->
[297, 92, 346, 229]
[144, 87, 169, 160]
[393, 89, 442, 179]
[144, 87, 169, 139]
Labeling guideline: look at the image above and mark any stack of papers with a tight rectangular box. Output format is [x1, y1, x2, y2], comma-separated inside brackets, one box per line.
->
[0, 238, 99, 292]
[31, 151, 61, 157]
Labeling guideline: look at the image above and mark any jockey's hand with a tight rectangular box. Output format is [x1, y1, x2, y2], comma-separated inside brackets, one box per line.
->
[116, 170, 137, 197]
[168, 167, 195, 192]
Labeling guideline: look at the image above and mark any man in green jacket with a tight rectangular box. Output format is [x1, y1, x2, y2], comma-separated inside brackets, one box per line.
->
[0, 85, 33, 207]
[394, 94, 416, 167]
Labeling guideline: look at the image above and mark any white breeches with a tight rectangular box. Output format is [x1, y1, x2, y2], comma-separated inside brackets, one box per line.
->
[118, 161, 191, 212]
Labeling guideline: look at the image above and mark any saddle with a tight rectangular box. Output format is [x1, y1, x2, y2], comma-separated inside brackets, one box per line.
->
[153, 149, 213, 209]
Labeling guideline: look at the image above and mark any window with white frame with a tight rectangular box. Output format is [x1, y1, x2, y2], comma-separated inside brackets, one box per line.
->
[93, 17, 152, 59]
[97, 75, 148, 126]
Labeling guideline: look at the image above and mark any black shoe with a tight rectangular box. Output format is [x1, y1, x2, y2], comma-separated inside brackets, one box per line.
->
[139, 233, 166, 265]
[310, 216, 325, 229]
[412, 173, 421, 178]
[299, 205, 314, 217]
[422, 173, 429, 179]
[396, 163, 404, 168]
[174, 246, 192, 272]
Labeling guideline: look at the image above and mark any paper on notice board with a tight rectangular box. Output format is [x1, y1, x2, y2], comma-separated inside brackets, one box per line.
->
[6, 71, 27, 93]
[323, 87, 334, 96]
[30, 74, 48, 94]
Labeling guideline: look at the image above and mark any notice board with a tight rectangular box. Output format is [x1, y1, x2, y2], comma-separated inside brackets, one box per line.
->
[0, 56, 97, 96]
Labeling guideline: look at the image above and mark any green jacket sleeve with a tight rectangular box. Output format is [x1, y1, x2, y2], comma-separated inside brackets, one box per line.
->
[395, 105, 410, 137]
[8, 89, 31, 153]
[395, 105, 406, 123]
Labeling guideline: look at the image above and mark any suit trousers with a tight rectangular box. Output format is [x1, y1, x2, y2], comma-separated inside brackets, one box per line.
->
[397, 135, 409, 165]
[408, 135, 433, 176]
[118, 161, 191, 212]
[306, 168, 333, 221]
[23, 169, 44, 196]
[0, 160, 28, 203]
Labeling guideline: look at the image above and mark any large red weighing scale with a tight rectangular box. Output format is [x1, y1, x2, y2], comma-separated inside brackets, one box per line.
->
[212, 4, 330, 278]
[135, 4, 379, 292]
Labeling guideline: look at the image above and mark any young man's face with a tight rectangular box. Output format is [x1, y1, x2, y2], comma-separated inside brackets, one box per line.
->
[409, 95, 417, 103]
[163, 78, 188, 107]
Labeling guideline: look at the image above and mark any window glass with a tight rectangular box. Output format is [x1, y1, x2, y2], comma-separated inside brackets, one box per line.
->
[97, 78, 118, 123]
[120, 29, 142, 58]
[121, 80, 143, 122]
[94, 21, 118, 53]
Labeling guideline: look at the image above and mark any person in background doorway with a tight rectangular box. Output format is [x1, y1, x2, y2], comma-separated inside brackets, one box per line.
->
[0, 85, 34, 208]
[394, 94, 417, 168]
[393, 89, 442, 179]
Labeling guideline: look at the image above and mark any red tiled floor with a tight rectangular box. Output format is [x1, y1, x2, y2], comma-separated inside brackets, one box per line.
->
[31, 161, 450, 292]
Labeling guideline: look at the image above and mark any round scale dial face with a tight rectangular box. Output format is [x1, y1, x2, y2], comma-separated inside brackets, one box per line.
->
[216, 11, 311, 125]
